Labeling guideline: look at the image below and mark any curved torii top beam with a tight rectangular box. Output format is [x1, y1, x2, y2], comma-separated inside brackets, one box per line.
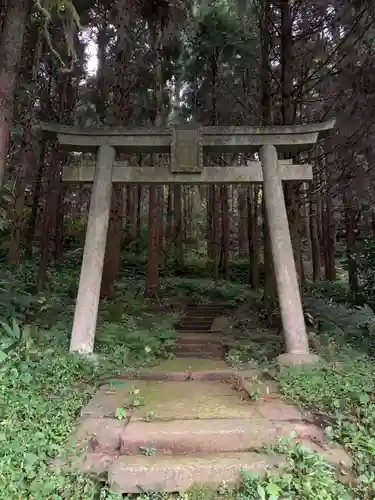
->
[39, 119, 336, 154]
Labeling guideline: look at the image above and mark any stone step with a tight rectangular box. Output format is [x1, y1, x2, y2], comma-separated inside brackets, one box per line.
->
[176, 324, 213, 332]
[108, 452, 285, 493]
[176, 334, 225, 345]
[186, 304, 229, 309]
[120, 418, 278, 456]
[173, 343, 225, 355]
[174, 351, 224, 359]
[175, 328, 220, 335]
[179, 319, 214, 325]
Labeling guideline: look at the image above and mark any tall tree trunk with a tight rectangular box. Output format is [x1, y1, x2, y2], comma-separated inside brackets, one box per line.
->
[144, 21, 164, 296]
[248, 185, 260, 288]
[173, 184, 183, 266]
[322, 180, 336, 281]
[207, 186, 215, 259]
[10, 19, 43, 262]
[0, 0, 30, 190]
[8, 123, 37, 263]
[25, 141, 46, 257]
[54, 184, 66, 261]
[158, 184, 165, 267]
[37, 145, 61, 291]
[101, 184, 123, 297]
[309, 173, 321, 281]
[219, 185, 229, 278]
[125, 185, 135, 243]
[145, 183, 160, 296]
[343, 187, 359, 301]
[238, 188, 248, 258]
[260, 0, 277, 315]
[135, 185, 142, 251]
[302, 182, 312, 266]
[213, 185, 221, 279]
[280, 0, 302, 288]
[165, 185, 173, 258]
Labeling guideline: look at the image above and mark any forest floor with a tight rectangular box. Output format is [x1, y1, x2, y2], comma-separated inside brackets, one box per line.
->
[0, 251, 375, 499]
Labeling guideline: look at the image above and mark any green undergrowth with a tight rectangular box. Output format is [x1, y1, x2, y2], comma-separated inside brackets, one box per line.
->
[1, 249, 375, 498]
[0, 339, 101, 498]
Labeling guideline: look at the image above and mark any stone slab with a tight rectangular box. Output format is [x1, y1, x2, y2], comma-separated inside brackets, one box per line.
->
[256, 400, 303, 421]
[242, 380, 281, 399]
[147, 358, 231, 373]
[81, 379, 261, 422]
[81, 385, 133, 419]
[120, 418, 278, 455]
[108, 452, 286, 493]
[129, 380, 263, 420]
[75, 417, 126, 453]
[80, 452, 117, 475]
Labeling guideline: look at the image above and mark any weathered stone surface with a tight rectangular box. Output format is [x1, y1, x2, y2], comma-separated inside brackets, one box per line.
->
[260, 144, 311, 357]
[257, 400, 303, 421]
[242, 379, 281, 398]
[81, 385, 132, 419]
[129, 380, 263, 421]
[80, 452, 117, 475]
[211, 315, 232, 332]
[120, 418, 278, 455]
[75, 417, 125, 453]
[171, 125, 203, 173]
[69, 144, 115, 354]
[276, 352, 321, 366]
[147, 358, 231, 373]
[275, 421, 325, 442]
[108, 452, 286, 493]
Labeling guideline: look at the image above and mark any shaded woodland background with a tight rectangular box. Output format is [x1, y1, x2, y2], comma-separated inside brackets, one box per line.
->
[1, 0, 375, 315]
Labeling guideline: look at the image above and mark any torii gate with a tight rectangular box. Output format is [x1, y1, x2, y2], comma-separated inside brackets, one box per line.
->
[41, 120, 335, 365]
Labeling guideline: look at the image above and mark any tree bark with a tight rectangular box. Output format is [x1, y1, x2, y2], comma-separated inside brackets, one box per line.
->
[219, 185, 229, 278]
[343, 187, 360, 300]
[248, 186, 260, 288]
[101, 184, 123, 297]
[145, 184, 160, 296]
[0, 0, 30, 190]
[173, 184, 183, 266]
[238, 188, 248, 258]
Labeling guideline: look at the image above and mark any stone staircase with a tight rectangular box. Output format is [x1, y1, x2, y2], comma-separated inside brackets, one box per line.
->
[173, 303, 234, 359]
[72, 361, 352, 494]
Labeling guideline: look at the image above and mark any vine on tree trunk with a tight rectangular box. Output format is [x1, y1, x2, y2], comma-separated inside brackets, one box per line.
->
[33, 0, 80, 72]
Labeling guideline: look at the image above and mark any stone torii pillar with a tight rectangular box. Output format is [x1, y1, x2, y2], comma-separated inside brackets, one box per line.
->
[70, 145, 116, 354]
[260, 145, 318, 365]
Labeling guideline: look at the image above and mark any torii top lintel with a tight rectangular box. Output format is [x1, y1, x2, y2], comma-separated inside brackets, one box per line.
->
[39, 120, 335, 155]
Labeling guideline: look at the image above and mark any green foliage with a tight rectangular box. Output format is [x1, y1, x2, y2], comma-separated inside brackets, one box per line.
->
[0, 341, 99, 498]
[238, 440, 349, 499]
[163, 277, 261, 305]
[303, 295, 375, 353]
[303, 279, 350, 304]
[182, 1, 258, 80]
[278, 356, 375, 498]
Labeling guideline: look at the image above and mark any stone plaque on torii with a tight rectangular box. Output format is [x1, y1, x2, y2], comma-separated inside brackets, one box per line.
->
[40, 119, 335, 365]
